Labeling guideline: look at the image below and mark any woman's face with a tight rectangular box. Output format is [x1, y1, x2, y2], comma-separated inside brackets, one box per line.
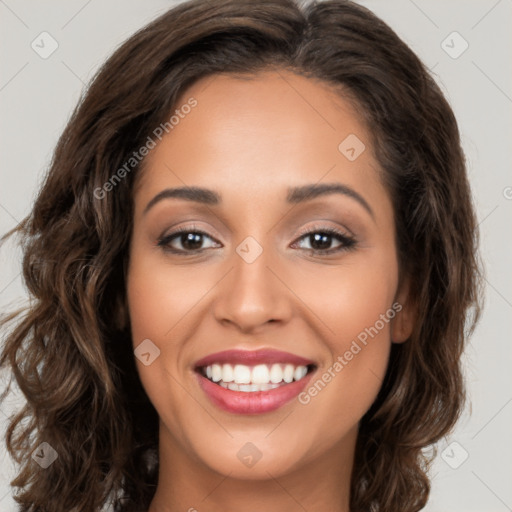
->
[127, 69, 412, 481]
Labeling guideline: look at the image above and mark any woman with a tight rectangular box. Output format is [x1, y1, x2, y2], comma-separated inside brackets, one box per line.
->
[0, 0, 482, 510]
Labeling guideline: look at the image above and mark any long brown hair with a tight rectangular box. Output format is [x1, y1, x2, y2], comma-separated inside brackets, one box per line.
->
[0, 0, 482, 510]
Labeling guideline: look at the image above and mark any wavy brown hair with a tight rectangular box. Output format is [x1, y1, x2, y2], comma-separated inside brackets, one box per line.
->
[0, 0, 482, 510]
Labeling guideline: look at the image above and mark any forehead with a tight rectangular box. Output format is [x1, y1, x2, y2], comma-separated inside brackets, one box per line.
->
[134, 69, 388, 218]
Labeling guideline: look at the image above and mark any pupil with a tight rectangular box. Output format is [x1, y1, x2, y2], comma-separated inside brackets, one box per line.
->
[182, 233, 203, 250]
[310, 233, 331, 250]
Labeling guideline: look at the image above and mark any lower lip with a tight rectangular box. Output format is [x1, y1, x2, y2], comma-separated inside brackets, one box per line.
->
[195, 369, 315, 415]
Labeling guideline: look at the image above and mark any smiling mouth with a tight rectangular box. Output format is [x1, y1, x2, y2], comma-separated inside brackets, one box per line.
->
[195, 362, 317, 392]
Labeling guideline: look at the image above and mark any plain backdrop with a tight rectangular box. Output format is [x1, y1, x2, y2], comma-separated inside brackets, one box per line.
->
[1, 1, 511, 510]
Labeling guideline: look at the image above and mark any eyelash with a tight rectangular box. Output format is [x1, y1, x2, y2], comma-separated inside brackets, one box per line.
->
[157, 224, 357, 256]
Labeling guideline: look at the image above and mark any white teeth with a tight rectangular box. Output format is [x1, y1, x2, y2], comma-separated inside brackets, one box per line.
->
[283, 364, 295, 383]
[294, 366, 308, 381]
[222, 364, 234, 382]
[211, 364, 222, 382]
[221, 382, 283, 392]
[233, 364, 251, 384]
[201, 363, 311, 388]
[269, 364, 283, 383]
[251, 364, 270, 384]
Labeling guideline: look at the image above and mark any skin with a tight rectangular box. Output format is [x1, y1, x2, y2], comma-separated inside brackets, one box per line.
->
[126, 69, 414, 512]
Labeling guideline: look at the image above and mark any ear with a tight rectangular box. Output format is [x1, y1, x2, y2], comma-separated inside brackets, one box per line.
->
[391, 274, 416, 344]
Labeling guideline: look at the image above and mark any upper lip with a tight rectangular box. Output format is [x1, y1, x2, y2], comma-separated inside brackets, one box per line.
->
[194, 349, 316, 369]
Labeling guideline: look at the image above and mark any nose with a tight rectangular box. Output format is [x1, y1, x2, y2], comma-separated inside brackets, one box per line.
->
[212, 239, 293, 334]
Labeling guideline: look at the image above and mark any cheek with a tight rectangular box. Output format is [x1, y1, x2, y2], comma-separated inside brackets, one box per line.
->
[126, 251, 190, 430]
[293, 251, 398, 427]
[292, 251, 398, 348]
[126, 247, 209, 341]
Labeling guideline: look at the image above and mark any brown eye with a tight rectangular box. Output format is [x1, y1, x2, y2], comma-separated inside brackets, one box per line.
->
[292, 227, 357, 255]
[157, 227, 221, 254]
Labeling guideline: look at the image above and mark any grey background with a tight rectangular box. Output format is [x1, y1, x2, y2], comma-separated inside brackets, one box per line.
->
[1, 0, 511, 510]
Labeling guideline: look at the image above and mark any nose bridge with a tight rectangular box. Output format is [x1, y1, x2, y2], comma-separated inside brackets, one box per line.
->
[213, 232, 291, 330]
[237, 234, 273, 286]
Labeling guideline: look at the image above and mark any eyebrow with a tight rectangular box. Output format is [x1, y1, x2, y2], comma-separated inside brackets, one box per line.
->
[287, 183, 374, 218]
[143, 182, 374, 219]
